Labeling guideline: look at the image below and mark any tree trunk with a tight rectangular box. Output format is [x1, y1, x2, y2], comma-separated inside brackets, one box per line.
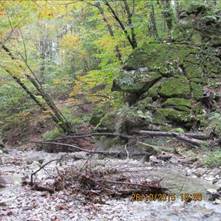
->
[122, 0, 138, 48]
[39, 39, 46, 83]
[1, 44, 72, 134]
[161, 0, 173, 41]
[95, 2, 123, 63]
[3, 68, 68, 132]
[148, 3, 159, 40]
[173, 0, 180, 20]
[104, 0, 137, 49]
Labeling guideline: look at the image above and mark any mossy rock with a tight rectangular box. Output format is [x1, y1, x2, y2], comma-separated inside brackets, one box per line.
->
[189, 7, 221, 45]
[98, 112, 117, 131]
[123, 47, 153, 70]
[204, 59, 221, 76]
[185, 64, 202, 80]
[110, 30, 221, 131]
[96, 105, 153, 133]
[155, 108, 191, 125]
[112, 70, 161, 93]
[113, 43, 200, 97]
[147, 80, 162, 98]
[206, 112, 221, 136]
[195, 15, 221, 37]
[184, 52, 201, 65]
[135, 97, 154, 111]
[196, 113, 208, 127]
[190, 82, 204, 100]
[113, 106, 153, 133]
[136, 97, 161, 111]
[159, 76, 191, 98]
[124, 43, 198, 70]
[120, 111, 152, 132]
[187, 4, 208, 16]
[162, 98, 191, 112]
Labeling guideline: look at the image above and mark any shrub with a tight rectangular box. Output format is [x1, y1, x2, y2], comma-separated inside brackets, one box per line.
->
[42, 128, 63, 141]
[204, 150, 221, 167]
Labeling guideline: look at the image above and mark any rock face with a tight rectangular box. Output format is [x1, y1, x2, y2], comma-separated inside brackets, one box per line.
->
[110, 44, 203, 130]
[103, 5, 221, 133]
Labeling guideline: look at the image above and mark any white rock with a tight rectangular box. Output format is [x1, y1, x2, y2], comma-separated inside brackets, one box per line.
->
[185, 169, 192, 176]
[204, 176, 215, 182]
[207, 189, 217, 194]
[193, 168, 207, 177]
[215, 179, 221, 187]
[214, 199, 221, 204]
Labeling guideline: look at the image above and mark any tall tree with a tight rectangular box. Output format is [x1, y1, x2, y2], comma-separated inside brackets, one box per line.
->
[148, 3, 159, 40]
[0, 43, 72, 133]
[103, 0, 138, 49]
[161, 0, 174, 41]
[93, 2, 122, 63]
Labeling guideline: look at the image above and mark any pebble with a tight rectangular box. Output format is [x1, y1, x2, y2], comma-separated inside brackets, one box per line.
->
[193, 168, 207, 177]
[1, 149, 221, 220]
[185, 168, 192, 176]
[204, 176, 216, 183]
[214, 179, 221, 187]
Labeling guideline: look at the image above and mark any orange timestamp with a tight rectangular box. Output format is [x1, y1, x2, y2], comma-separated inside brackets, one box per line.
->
[131, 192, 203, 202]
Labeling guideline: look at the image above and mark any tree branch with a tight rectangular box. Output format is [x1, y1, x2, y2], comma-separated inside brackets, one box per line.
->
[104, 0, 136, 49]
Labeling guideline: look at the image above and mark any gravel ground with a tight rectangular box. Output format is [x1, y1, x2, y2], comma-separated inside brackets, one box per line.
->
[0, 149, 221, 221]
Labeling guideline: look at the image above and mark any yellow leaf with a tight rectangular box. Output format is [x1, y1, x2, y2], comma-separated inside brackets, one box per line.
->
[60, 34, 81, 49]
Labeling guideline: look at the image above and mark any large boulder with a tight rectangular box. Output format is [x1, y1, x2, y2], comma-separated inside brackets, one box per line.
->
[112, 69, 161, 94]
[159, 76, 191, 98]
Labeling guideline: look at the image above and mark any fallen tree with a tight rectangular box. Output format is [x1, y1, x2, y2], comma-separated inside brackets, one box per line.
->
[34, 129, 213, 151]
[132, 130, 209, 147]
[32, 140, 153, 158]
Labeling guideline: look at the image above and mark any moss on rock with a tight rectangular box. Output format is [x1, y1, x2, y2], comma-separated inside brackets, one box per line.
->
[185, 64, 202, 80]
[112, 70, 161, 93]
[108, 19, 221, 131]
[206, 112, 221, 136]
[98, 112, 117, 131]
[162, 98, 191, 111]
[124, 43, 198, 71]
[147, 80, 162, 98]
[191, 82, 204, 100]
[136, 97, 154, 111]
[155, 108, 190, 124]
[159, 76, 191, 98]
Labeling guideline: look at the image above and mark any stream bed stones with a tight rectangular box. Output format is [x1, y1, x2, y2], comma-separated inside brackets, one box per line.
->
[1, 149, 221, 220]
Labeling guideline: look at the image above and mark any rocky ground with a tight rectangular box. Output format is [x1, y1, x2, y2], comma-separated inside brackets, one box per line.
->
[0, 147, 221, 221]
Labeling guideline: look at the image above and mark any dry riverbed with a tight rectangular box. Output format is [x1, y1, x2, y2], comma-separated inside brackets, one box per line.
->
[0, 149, 221, 221]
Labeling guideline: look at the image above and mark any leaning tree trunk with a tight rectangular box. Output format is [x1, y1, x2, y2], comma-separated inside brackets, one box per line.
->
[122, 0, 138, 48]
[1, 44, 73, 134]
[104, 0, 137, 49]
[95, 2, 123, 63]
[3, 68, 69, 132]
